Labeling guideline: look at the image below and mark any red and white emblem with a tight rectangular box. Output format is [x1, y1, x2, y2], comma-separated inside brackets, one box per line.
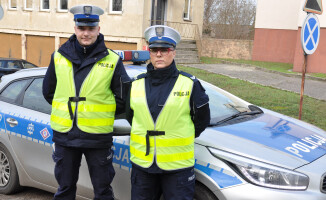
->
[40, 128, 51, 140]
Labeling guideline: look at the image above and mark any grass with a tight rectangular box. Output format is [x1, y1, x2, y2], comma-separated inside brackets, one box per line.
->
[200, 57, 326, 79]
[177, 65, 326, 131]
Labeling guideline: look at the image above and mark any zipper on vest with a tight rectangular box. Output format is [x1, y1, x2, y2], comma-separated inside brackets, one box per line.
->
[83, 47, 86, 54]
[143, 81, 156, 166]
[70, 68, 77, 130]
[146, 78, 177, 166]
[75, 63, 97, 130]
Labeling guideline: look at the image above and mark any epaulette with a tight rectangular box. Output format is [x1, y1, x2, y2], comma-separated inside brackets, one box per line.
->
[134, 73, 147, 80]
[179, 71, 197, 82]
[107, 48, 119, 56]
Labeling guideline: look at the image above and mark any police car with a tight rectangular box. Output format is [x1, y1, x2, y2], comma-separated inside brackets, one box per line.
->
[0, 63, 326, 200]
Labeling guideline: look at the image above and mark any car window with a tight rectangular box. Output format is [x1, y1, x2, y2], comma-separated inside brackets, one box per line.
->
[23, 78, 51, 114]
[7, 61, 22, 69]
[0, 61, 6, 68]
[0, 79, 30, 102]
[201, 82, 250, 124]
[23, 62, 37, 69]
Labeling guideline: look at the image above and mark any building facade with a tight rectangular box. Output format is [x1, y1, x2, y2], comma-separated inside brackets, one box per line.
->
[0, 0, 204, 67]
[253, 0, 326, 73]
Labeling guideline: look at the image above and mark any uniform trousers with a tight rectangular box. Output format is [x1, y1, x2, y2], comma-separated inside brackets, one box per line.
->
[52, 144, 115, 200]
[131, 165, 195, 200]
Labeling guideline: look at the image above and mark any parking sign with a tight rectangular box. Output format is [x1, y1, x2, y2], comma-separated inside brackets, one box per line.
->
[0, 5, 3, 20]
[301, 13, 320, 55]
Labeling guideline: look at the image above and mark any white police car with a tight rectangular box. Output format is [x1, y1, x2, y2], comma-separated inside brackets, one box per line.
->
[0, 64, 326, 200]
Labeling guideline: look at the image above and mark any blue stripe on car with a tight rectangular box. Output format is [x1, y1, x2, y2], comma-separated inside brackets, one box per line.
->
[0, 111, 247, 188]
[212, 113, 326, 162]
[195, 160, 242, 188]
[3, 113, 53, 146]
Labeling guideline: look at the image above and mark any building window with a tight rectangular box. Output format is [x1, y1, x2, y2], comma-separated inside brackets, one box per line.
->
[57, 0, 68, 12]
[9, 0, 18, 9]
[184, 0, 191, 20]
[110, 0, 122, 14]
[40, 0, 50, 11]
[24, 0, 33, 10]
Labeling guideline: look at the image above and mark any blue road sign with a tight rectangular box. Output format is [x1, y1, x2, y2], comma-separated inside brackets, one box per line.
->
[0, 5, 3, 21]
[301, 13, 320, 55]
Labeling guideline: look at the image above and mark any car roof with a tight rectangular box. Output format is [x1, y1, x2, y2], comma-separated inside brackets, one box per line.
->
[0, 67, 47, 87]
[0, 65, 147, 85]
[0, 57, 23, 61]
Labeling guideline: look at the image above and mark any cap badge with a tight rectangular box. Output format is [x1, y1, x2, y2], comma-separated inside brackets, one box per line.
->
[155, 27, 164, 39]
[84, 6, 92, 15]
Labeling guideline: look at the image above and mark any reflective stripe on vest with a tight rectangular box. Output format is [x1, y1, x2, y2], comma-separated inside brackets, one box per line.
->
[130, 74, 195, 170]
[50, 50, 119, 134]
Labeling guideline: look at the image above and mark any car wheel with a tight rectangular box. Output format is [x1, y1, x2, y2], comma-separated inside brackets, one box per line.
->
[0, 144, 21, 194]
[194, 182, 218, 200]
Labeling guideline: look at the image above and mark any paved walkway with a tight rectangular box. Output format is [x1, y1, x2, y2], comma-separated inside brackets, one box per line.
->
[184, 63, 326, 101]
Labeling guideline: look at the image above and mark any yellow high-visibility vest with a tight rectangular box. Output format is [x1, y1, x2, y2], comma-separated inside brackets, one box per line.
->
[50, 50, 119, 134]
[130, 74, 195, 170]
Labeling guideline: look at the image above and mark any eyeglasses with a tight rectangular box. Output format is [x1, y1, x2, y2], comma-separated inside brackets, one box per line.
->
[149, 48, 174, 56]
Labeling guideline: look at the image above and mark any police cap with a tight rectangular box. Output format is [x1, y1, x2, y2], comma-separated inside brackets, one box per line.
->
[144, 25, 181, 48]
[70, 5, 104, 27]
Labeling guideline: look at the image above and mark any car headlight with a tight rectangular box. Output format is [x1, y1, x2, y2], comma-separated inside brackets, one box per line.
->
[208, 147, 309, 190]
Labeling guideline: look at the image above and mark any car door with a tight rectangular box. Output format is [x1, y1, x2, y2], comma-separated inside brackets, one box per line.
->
[0, 77, 60, 187]
[0, 75, 133, 198]
[111, 128, 132, 200]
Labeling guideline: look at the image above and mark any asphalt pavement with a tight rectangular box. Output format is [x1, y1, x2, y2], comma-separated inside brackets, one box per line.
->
[183, 63, 326, 101]
[0, 187, 53, 199]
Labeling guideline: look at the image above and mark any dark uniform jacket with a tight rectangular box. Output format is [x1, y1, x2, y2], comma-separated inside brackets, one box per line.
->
[43, 33, 130, 148]
[126, 61, 210, 173]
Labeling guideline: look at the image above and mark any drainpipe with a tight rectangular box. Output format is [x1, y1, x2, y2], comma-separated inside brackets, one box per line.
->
[22, 34, 27, 59]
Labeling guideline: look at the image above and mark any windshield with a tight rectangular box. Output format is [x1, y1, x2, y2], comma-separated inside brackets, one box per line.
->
[201, 81, 251, 124]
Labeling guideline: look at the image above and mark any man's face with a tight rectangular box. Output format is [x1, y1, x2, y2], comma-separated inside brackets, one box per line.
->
[149, 47, 176, 69]
[74, 25, 100, 47]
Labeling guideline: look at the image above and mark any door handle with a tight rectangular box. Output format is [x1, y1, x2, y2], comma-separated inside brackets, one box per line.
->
[6, 118, 18, 127]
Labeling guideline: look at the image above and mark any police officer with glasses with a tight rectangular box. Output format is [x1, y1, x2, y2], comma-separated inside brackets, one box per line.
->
[126, 25, 210, 200]
[43, 4, 130, 200]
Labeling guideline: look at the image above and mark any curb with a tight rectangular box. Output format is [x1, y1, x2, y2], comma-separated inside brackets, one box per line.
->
[219, 60, 326, 82]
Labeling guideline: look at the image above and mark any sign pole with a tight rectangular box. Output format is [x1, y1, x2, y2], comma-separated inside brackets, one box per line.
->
[299, 6, 321, 120]
[299, 53, 307, 120]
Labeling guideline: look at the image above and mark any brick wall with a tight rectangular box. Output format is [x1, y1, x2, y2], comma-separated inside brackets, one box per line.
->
[201, 38, 253, 60]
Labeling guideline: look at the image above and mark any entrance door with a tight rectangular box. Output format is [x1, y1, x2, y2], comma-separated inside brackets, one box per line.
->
[151, 0, 167, 25]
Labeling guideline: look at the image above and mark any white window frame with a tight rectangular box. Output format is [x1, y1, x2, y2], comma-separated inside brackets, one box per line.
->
[57, 0, 68, 12]
[40, 0, 50, 11]
[24, 0, 33, 11]
[183, 0, 191, 21]
[109, 0, 123, 14]
[9, 0, 18, 10]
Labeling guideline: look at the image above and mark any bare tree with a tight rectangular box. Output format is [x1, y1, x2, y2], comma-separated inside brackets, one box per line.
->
[203, 0, 256, 39]
[203, 0, 221, 35]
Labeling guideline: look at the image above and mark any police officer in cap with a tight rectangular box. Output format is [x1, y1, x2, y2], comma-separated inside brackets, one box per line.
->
[43, 4, 130, 200]
[126, 25, 210, 200]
